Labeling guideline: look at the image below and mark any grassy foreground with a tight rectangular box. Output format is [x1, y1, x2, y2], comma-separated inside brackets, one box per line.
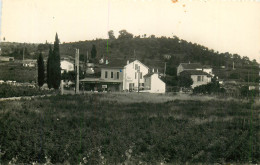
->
[0, 93, 259, 164]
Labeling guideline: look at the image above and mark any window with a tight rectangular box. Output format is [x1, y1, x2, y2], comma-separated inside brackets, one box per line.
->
[202, 76, 204, 81]
[135, 64, 138, 70]
[105, 71, 108, 78]
[117, 72, 119, 79]
[135, 72, 137, 79]
[197, 76, 201, 82]
[140, 72, 142, 79]
[111, 72, 113, 78]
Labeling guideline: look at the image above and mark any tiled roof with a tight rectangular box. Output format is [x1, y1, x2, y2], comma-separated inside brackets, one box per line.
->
[100, 59, 132, 69]
[143, 73, 155, 77]
[180, 63, 202, 69]
[181, 70, 212, 77]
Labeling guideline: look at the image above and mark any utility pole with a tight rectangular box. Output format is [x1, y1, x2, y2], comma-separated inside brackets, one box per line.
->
[137, 66, 140, 93]
[75, 49, 79, 94]
[23, 47, 25, 62]
[164, 62, 167, 77]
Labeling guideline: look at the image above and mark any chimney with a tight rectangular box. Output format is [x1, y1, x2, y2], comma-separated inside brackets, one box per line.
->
[127, 60, 129, 64]
[152, 68, 154, 73]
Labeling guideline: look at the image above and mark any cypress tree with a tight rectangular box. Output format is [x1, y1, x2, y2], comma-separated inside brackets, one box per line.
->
[37, 52, 45, 87]
[91, 44, 97, 59]
[47, 45, 53, 89]
[52, 33, 61, 89]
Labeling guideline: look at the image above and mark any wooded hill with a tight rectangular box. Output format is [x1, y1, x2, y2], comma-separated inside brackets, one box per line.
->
[1, 35, 259, 83]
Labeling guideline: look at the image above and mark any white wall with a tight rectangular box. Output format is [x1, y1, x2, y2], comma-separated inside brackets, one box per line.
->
[123, 60, 149, 90]
[61, 61, 74, 72]
[191, 75, 211, 88]
[150, 73, 165, 93]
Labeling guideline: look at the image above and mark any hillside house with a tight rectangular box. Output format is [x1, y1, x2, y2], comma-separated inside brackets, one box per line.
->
[61, 60, 74, 73]
[22, 59, 36, 67]
[177, 63, 214, 88]
[80, 60, 166, 93]
[180, 70, 212, 88]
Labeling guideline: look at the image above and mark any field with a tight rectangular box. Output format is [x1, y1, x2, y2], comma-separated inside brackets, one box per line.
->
[0, 62, 37, 82]
[0, 93, 259, 164]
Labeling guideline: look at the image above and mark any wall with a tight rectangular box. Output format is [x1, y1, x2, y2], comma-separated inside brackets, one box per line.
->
[101, 68, 123, 81]
[123, 60, 149, 90]
[150, 73, 165, 93]
[61, 61, 74, 72]
[191, 75, 211, 88]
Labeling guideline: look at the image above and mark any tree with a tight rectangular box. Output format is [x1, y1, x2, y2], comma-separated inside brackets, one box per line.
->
[37, 52, 45, 87]
[47, 45, 53, 89]
[52, 33, 61, 89]
[178, 72, 193, 88]
[108, 30, 116, 39]
[91, 44, 97, 59]
[118, 30, 133, 39]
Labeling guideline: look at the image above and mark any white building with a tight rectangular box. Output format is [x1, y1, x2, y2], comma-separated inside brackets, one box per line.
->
[144, 72, 166, 93]
[80, 59, 166, 93]
[61, 60, 74, 73]
[123, 60, 149, 91]
[177, 63, 214, 88]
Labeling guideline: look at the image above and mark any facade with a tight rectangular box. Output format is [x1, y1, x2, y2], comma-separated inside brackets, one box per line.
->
[22, 59, 36, 67]
[123, 60, 149, 91]
[61, 60, 74, 73]
[144, 73, 166, 93]
[80, 60, 166, 93]
[178, 63, 213, 88]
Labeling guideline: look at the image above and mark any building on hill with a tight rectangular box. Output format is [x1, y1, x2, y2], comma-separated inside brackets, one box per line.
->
[177, 63, 202, 76]
[177, 62, 214, 88]
[61, 60, 74, 73]
[180, 70, 212, 88]
[177, 62, 214, 77]
[22, 59, 36, 67]
[80, 59, 166, 93]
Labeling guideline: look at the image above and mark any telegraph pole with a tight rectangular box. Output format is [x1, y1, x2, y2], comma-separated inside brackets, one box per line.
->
[164, 62, 166, 77]
[75, 49, 79, 94]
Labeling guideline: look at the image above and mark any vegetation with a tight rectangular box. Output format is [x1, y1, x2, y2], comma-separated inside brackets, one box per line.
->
[0, 62, 36, 83]
[47, 33, 61, 89]
[178, 71, 193, 88]
[91, 44, 97, 59]
[193, 77, 226, 95]
[0, 94, 259, 164]
[0, 84, 52, 98]
[37, 53, 45, 87]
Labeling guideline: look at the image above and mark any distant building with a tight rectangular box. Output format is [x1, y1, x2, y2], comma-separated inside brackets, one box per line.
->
[61, 60, 74, 73]
[0, 56, 14, 62]
[22, 59, 37, 67]
[180, 70, 212, 88]
[177, 62, 214, 88]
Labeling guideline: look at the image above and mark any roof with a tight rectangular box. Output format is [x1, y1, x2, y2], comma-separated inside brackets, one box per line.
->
[100, 59, 131, 69]
[181, 70, 212, 77]
[143, 72, 155, 77]
[80, 78, 122, 83]
[179, 63, 202, 69]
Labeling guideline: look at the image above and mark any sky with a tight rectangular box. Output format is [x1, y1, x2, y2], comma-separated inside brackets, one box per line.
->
[1, 0, 260, 61]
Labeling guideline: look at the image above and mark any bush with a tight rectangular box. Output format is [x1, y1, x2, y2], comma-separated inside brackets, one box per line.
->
[0, 84, 53, 98]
